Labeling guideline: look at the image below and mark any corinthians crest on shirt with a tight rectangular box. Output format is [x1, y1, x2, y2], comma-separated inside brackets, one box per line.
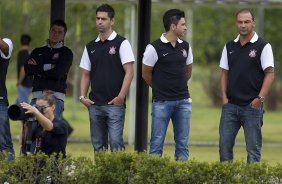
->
[249, 49, 257, 58]
[181, 49, 188, 58]
[109, 46, 117, 55]
[52, 52, 60, 60]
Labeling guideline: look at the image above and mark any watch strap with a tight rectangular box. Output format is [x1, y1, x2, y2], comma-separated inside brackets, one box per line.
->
[257, 95, 265, 103]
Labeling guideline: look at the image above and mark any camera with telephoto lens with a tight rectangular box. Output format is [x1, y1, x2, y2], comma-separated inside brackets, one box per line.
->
[8, 104, 44, 121]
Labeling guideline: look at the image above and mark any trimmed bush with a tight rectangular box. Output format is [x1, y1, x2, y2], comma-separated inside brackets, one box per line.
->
[1, 151, 282, 183]
[129, 153, 175, 184]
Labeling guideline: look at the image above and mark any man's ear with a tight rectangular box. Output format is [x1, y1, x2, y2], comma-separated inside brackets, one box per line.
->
[111, 18, 115, 26]
[252, 20, 256, 29]
[171, 24, 176, 31]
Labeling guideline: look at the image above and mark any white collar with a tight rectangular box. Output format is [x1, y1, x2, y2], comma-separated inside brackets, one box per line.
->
[160, 33, 183, 43]
[95, 31, 117, 42]
[234, 32, 258, 43]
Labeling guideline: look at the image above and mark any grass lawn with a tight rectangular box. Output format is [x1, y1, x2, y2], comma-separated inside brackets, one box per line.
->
[7, 66, 282, 165]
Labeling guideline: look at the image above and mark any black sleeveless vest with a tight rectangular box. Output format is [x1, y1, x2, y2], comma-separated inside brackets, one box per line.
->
[86, 35, 126, 105]
[226, 37, 267, 106]
[0, 56, 9, 104]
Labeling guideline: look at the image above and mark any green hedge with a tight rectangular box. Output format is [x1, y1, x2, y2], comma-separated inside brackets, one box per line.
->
[1, 151, 282, 184]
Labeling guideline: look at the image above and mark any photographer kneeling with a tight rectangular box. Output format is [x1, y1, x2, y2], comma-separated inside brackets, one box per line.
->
[20, 91, 68, 158]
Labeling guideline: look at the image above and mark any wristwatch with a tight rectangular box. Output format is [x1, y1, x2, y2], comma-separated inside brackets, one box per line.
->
[79, 95, 85, 101]
[257, 96, 265, 103]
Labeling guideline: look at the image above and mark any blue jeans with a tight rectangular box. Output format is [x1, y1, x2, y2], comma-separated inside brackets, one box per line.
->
[0, 102, 14, 160]
[219, 103, 264, 163]
[150, 99, 192, 160]
[88, 105, 125, 151]
[15, 85, 32, 105]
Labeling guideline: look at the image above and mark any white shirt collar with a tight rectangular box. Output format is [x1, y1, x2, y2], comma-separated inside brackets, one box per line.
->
[160, 33, 183, 43]
[95, 31, 117, 42]
[234, 32, 258, 43]
[46, 40, 64, 48]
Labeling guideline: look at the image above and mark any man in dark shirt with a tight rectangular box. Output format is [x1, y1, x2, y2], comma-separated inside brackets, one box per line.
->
[0, 37, 14, 160]
[24, 19, 73, 119]
[15, 34, 33, 104]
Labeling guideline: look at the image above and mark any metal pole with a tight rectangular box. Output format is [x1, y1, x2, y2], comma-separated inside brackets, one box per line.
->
[257, 7, 264, 38]
[186, 7, 193, 82]
[51, 0, 65, 22]
[128, 2, 137, 145]
[186, 8, 193, 50]
[135, 0, 151, 152]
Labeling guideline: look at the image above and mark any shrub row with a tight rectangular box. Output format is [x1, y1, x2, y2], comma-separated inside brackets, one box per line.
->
[1, 151, 282, 184]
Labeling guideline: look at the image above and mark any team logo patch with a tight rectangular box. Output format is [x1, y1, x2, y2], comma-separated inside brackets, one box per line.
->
[181, 49, 188, 58]
[249, 49, 257, 58]
[52, 52, 60, 60]
[109, 46, 117, 55]
[229, 50, 234, 55]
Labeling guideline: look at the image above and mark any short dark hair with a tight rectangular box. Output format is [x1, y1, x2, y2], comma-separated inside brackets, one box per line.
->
[20, 34, 31, 45]
[236, 9, 255, 21]
[96, 4, 115, 19]
[163, 9, 185, 32]
[51, 19, 67, 34]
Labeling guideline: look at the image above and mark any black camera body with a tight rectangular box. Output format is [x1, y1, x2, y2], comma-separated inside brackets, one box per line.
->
[8, 104, 43, 121]
[8, 104, 44, 154]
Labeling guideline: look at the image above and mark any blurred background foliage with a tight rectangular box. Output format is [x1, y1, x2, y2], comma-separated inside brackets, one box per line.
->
[0, 0, 281, 110]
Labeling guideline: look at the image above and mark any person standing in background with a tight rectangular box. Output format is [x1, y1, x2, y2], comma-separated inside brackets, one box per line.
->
[219, 9, 275, 163]
[79, 4, 135, 152]
[24, 19, 73, 120]
[15, 34, 33, 105]
[142, 9, 193, 160]
[0, 37, 14, 160]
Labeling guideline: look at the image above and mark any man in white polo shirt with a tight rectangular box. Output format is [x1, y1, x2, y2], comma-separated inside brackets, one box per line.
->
[142, 9, 193, 160]
[79, 4, 135, 152]
[219, 9, 275, 163]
